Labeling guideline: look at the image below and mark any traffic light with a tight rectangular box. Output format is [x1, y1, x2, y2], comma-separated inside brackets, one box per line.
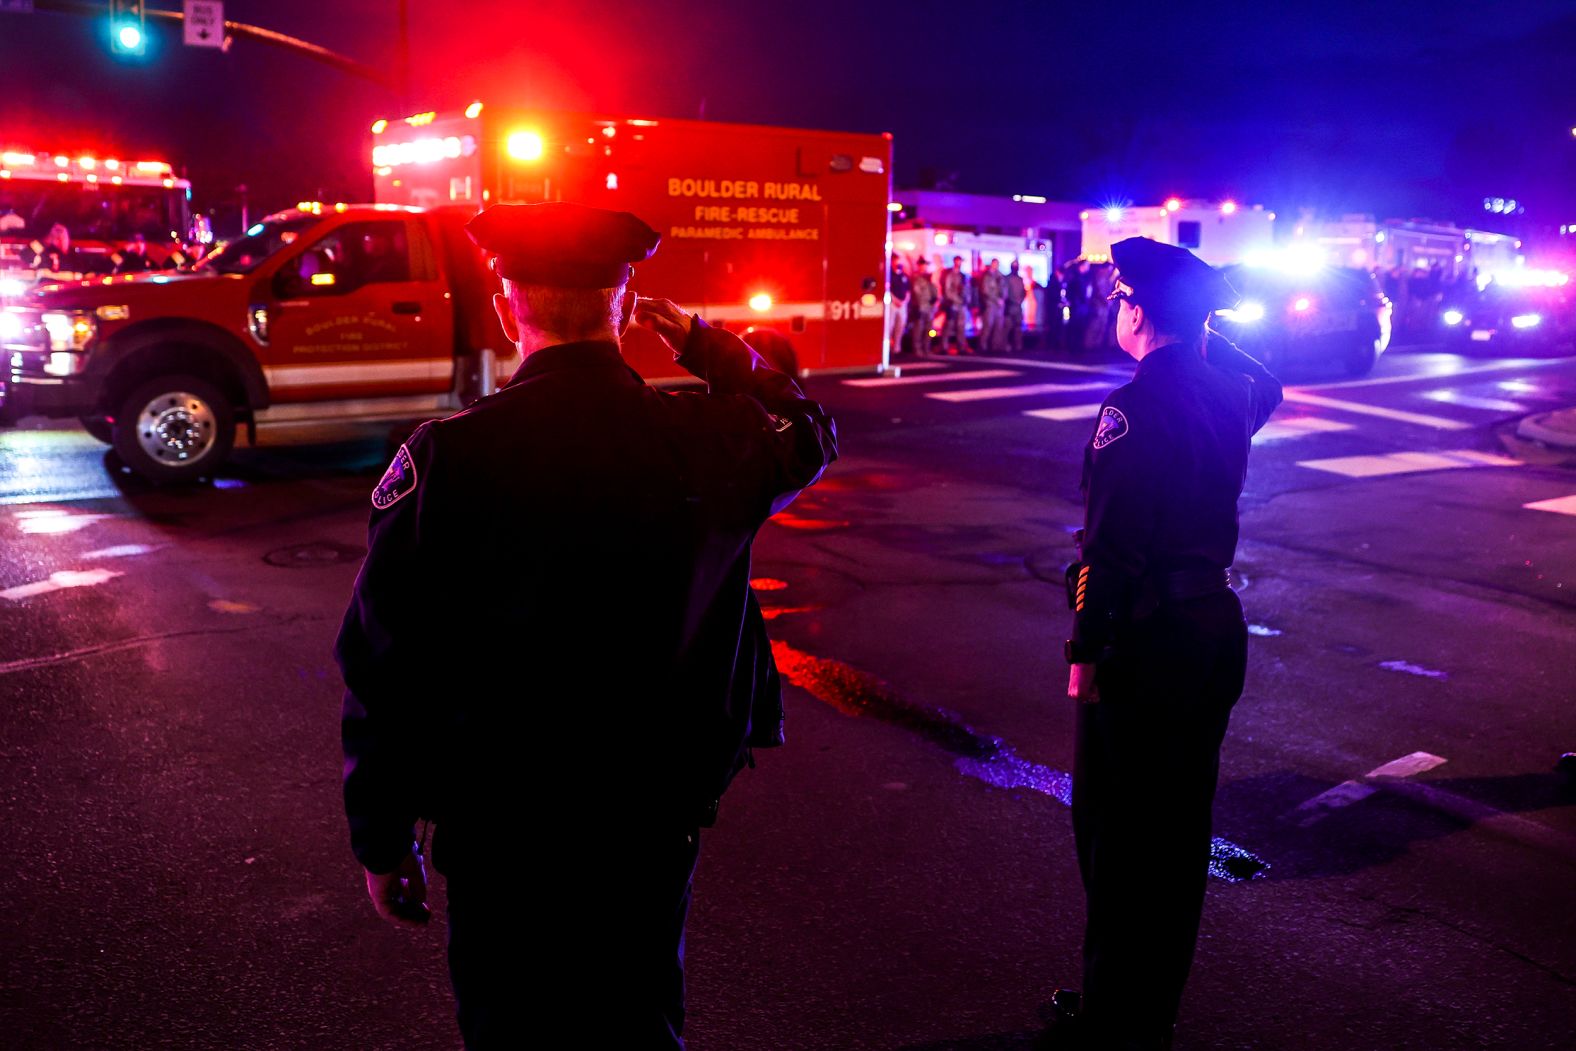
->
[109, 0, 146, 57]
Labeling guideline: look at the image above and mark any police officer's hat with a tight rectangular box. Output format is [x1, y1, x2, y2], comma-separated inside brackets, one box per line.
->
[466, 202, 661, 288]
[1111, 237, 1237, 316]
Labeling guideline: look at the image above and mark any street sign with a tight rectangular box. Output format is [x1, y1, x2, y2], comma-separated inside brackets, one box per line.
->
[0, 1, 35, 15]
[183, 0, 223, 48]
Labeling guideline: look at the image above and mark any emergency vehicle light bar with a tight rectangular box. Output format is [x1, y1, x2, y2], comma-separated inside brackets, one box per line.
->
[0, 151, 179, 184]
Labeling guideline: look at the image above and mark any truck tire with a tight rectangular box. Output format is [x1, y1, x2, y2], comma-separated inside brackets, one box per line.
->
[79, 416, 114, 445]
[111, 375, 235, 484]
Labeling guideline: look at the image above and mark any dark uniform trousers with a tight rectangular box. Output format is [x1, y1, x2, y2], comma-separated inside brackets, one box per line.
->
[444, 822, 702, 1049]
[1065, 336, 1279, 1048]
[1073, 590, 1247, 1049]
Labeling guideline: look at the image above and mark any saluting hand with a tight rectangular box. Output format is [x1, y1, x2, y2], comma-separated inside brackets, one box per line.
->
[1068, 663, 1099, 704]
[363, 848, 430, 927]
[631, 297, 694, 358]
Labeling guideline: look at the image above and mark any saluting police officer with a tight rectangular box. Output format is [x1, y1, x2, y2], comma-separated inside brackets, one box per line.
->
[335, 202, 838, 1049]
[1047, 237, 1282, 1050]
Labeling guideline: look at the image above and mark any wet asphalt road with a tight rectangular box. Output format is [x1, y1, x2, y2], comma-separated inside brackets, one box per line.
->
[2, 340, 1574, 1050]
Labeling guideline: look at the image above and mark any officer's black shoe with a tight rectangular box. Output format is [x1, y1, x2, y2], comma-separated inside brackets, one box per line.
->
[1033, 989, 1089, 1050]
[1558, 753, 1576, 785]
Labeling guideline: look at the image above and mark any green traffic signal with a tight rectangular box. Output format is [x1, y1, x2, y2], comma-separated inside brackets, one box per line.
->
[108, 0, 146, 57]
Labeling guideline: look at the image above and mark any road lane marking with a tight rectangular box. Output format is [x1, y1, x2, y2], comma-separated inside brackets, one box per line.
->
[1285, 750, 1447, 827]
[1380, 660, 1449, 680]
[1252, 416, 1355, 443]
[82, 544, 153, 560]
[965, 354, 1130, 375]
[0, 568, 123, 602]
[771, 637, 1269, 882]
[1367, 752, 1451, 778]
[0, 625, 254, 677]
[844, 368, 1020, 388]
[209, 599, 260, 614]
[1418, 390, 1531, 413]
[1296, 449, 1521, 478]
[1524, 494, 1576, 516]
[1024, 403, 1103, 422]
[13, 509, 115, 534]
[928, 381, 1109, 403]
[1295, 357, 1565, 392]
[1281, 390, 1474, 429]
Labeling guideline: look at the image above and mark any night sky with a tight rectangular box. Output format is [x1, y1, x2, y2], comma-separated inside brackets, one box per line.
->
[4, 0, 1574, 242]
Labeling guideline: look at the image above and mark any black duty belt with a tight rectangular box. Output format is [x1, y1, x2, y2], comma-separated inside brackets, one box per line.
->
[1151, 567, 1233, 604]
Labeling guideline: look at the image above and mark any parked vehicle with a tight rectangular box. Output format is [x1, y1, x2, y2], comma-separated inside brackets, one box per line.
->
[1213, 264, 1392, 376]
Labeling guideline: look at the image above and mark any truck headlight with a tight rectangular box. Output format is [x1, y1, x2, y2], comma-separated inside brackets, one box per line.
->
[1511, 313, 1542, 329]
[41, 311, 94, 351]
[1442, 309, 1464, 326]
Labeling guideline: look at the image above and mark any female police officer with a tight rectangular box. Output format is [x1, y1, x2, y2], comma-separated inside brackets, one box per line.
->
[1050, 236, 1281, 1050]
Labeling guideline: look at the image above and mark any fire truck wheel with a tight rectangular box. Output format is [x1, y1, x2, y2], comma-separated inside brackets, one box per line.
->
[79, 416, 114, 445]
[1343, 340, 1378, 377]
[111, 375, 236, 485]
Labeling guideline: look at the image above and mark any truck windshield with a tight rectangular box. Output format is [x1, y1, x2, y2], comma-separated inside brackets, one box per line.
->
[0, 180, 189, 244]
[200, 216, 323, 275]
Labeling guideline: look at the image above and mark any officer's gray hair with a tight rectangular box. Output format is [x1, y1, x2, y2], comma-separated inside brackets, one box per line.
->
[505, 281, 624, 340]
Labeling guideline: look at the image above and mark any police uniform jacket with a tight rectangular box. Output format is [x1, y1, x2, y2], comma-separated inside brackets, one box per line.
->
[336, 321, 838, 873]
[1070, 333, 1281, 660]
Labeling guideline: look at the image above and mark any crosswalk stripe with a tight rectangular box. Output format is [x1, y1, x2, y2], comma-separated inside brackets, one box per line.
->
[1252, 416, 1355, 443]
[1297, 449, 1522, 478]
[1281, 391, 1473, 430]
[843, 369, 1020, 388]
[1024, 404, 1103, 422]
[928, 381, 1110, 403]
[1524, 494, 1576, 517]
[1296, 356, 1566, 392]
[1418, 390, 1531, 413]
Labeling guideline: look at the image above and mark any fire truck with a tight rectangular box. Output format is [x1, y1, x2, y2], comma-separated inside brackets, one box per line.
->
[1078, 199, 1275, 266]
[370, 104, 893, 381]
[0, 147, 193, 293]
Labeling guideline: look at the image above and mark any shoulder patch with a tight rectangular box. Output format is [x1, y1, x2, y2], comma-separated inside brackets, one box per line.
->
[766, 412, 794, 433]
[1092, 405, 1130, 450]
[371, 443, 419, 510]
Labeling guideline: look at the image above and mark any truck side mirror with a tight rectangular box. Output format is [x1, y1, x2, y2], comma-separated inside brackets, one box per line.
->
[274, 249, 338, 298]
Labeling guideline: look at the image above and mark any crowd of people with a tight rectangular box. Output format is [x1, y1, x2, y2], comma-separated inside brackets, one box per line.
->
[890, 252, 1127, 356]
[1380, 262, 1481, 333]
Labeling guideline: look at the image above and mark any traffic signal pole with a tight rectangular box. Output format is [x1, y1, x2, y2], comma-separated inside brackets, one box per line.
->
[33, 0, 399, 92]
